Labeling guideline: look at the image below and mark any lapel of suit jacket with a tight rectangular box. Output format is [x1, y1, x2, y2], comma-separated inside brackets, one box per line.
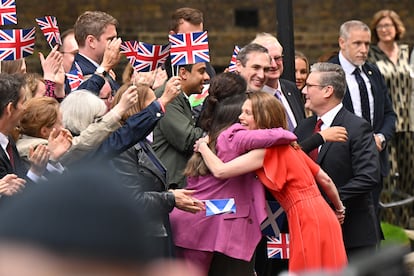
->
[317, 107, 346, 162]
[280, 80, 305, 124]
[361, 63, 381, 126]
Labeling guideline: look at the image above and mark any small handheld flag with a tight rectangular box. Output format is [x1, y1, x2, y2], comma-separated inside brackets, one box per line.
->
[36, 16, 62, 48]
[228, 45, 240, 72]
[169, 31, 210, 66]
[121, 41, 170, 72]
[0, 0, 17, 26]
[266, 233, 290, 259]
[205, 198, 236, 216]
[0, 27, 36, 60]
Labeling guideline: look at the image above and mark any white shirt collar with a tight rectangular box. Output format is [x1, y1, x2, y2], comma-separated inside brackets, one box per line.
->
[339, 51, 360, 75]
[319, 103, 343, 128]
[0, 132, 9, 152]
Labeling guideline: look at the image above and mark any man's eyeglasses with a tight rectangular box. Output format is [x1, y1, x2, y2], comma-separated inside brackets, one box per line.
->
[305, 83, 325, 89]
[271, 55, 284, 63]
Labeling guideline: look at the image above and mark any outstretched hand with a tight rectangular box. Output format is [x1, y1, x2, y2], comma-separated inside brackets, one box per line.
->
[0, 174, 25, 196]
[28, 144, 49, 176]
[158, 76, 182, 107]
[319, 126, 348, 143]
[100, 37, 122, 72]
[48, 128, 73, 161]
[171, 189, 205, 213]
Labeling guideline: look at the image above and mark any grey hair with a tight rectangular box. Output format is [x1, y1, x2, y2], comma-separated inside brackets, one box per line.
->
[60, 90, 107, 135]
[310, 62, 346, 100]
[236, 43, 269, 66]
[251, 32, 283, 52]
[339, 20, 371, 40]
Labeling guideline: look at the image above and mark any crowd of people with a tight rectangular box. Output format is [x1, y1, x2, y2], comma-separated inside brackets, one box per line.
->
[0, 5, 411, 276]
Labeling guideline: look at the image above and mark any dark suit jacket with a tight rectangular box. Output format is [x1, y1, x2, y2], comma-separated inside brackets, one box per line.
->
[65, 53, 120, 95]
[0, 138, 27, 179]
[295, 107, 382, 249]
[329, 55, 396, 176]
[279, 79, 306, 125]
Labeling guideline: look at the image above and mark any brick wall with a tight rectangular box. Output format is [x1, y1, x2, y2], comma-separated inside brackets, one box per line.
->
[10, 0, 414, 74]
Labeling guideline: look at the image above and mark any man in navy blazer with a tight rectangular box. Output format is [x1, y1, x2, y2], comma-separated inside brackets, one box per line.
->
[65, 11, 121, 95]
[329, 20, 396, 214]
[295, 62, 382, 258]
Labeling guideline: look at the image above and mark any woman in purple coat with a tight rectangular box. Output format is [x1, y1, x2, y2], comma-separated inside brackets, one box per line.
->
[169, 73, 296, 276]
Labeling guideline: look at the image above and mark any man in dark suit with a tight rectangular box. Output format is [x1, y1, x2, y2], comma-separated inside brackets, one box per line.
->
[65, 11, 121, 95]
[251, 33, 305, 131]
[295, 62, 382, 258]
[0, 74, 48, 184]
[329, 20, 396, 215]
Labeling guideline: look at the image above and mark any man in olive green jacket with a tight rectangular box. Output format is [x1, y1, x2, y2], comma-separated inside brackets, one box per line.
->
[153, 62, 209, 188]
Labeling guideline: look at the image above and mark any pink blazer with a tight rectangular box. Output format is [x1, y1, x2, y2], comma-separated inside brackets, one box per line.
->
[169, 124, 296, 261]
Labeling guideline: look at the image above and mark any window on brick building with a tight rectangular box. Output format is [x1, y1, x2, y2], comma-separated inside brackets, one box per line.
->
[235, 8, 258, 28]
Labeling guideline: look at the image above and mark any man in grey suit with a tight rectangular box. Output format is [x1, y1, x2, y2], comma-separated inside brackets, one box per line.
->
[152, 63, 209, 189]
[295, 62, 382, 258]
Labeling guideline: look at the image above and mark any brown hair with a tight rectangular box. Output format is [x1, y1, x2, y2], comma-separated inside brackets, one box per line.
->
[74, 11, 118, 47]
[111, 83, 152, 124]
[0, 59, 25, 74]
[19, 97, 60, 139]
[247, 91, 287, 130]
[169, 7, 203, 33]
[370, 9, 405, 42]
[184, 73, 247, 177]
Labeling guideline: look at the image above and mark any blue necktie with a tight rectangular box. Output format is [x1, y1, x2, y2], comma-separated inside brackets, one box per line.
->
[353, 68, 371, 125]
[275, 90, 295, 131]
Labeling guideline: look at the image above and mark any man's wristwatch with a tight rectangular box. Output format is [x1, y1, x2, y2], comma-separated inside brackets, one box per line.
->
[377, 133, 386, 149]
[95, 66, 108, 77]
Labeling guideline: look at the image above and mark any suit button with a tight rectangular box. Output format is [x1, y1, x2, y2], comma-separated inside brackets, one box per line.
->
[248, 218, 253, 224]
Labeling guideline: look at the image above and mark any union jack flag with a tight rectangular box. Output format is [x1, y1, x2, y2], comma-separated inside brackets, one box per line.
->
[121, 41, 170, 72]
[266, 234, 290, 259]
[66, 62, 83, 91]
[169, 31, 209, 66]
[36, 16, 62, 48]
[0, 27, 36, 61]
[0, 0, 17, 26]
[228, 45, 240, 72]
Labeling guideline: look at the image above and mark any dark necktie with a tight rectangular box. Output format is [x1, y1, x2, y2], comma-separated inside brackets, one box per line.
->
[353, 68, 371, 124]
[309, 119, 323, 161]
[6, 142, 15, 170]
[275, 90, 295, 131]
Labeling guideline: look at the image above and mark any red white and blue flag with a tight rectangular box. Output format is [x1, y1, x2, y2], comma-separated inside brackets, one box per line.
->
[121, 41, 170, 72]
[66, 62, 83, 91]
[228, 45, 240, 72]
[266, 233, 290, 259]
[169, 31, 209, 66]
[0, 0, 17, 26]
[36, 16, 62, 48]
[0, 27, 36, 61]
